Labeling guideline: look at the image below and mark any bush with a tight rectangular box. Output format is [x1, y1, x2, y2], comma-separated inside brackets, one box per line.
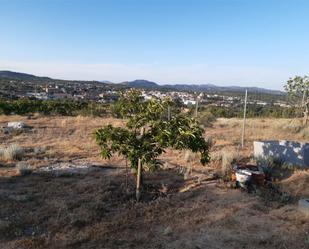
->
[211, 149, 239, 179]
[16, 162, 32, 176]
[198, 111, 217, 127]
[0, 144, 24, 161]
[221, 150, 238, 179]
[0, 98, 109, 117]
[281, 119, 303, 133]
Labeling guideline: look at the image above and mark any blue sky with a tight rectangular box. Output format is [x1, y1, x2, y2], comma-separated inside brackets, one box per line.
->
[0, 0, 308, 89]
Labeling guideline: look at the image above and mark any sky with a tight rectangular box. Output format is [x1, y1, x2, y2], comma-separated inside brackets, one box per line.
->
[0, 0, 309, 90]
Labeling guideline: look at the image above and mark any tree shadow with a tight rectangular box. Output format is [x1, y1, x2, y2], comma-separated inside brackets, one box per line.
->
[255, 140, 309, 167]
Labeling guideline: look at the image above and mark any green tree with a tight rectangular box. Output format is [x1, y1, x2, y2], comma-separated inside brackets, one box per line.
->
[284, 76, 309, 125]
[94, 90, 210, 200]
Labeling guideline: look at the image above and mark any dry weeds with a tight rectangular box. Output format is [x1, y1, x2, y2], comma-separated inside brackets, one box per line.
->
[0, 115, 308, 249]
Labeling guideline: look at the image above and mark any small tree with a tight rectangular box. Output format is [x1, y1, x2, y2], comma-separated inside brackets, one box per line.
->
[94, 90, 210, 200]
[284, 76, 309, 125]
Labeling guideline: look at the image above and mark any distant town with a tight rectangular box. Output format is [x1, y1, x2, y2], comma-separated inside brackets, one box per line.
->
[0, 70, 291, 109]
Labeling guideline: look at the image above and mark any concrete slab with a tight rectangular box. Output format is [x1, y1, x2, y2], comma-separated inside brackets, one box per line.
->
[254, 140, 309, 167]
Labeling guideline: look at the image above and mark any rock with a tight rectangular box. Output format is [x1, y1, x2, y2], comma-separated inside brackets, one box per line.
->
[163, 226, 172, 235]
[2, 127, 14, 134]
[7, 122, 26, 129]
[2, 122, 32, 134]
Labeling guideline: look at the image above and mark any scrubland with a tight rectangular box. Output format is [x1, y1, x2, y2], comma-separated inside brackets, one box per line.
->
[0, 115, 308, 249]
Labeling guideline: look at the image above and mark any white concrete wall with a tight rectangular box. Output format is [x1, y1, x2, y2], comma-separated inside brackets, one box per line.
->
[254, 140, 309, 167]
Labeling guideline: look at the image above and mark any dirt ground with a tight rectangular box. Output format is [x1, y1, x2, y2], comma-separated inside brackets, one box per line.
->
[0, 115, 308, 249]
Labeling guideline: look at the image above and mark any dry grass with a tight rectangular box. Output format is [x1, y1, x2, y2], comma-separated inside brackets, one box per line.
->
[0, 144, 24, 161]
[207, 118, 309, 160]
[0, 115, 307, 168]
[16, 162, 32, 176]
[0, 115, 308, 249]
[0, 115, 125, 169]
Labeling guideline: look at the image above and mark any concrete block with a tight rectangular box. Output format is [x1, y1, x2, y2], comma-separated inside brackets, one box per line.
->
[254, 140, 309, 167]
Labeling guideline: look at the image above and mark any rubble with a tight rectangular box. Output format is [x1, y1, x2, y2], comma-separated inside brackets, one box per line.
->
[7, 122, 26, 129]
[2, 122, 32, 134]
[35, 161, 110, 177]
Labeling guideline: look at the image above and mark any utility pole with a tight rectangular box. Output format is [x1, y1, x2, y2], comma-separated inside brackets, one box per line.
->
[241, 90, 248, 149]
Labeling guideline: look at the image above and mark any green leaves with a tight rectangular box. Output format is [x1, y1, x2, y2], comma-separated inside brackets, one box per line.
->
[94, 91, 211, 171]
[284, 75, 309, 101]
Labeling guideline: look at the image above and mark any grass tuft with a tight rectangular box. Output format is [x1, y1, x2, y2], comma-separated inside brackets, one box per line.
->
[0, 144, 24, 161]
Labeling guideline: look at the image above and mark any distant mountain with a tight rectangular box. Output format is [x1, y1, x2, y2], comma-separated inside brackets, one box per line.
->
[163, 84, 283, 95]
[120, 80, 283, 95]
[121, 79, 160, 89]
[0, 70, 52, 81]
[0, 70, 284, 95]
[100, 80, 113, 84]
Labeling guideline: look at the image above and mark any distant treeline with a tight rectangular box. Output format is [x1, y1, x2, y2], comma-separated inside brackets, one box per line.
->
[0, 98, 300, 119]
[197, 105, 300, 119]
[0, 98, 109, 116]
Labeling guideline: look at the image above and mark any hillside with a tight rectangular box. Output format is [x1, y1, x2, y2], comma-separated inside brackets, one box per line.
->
[164, 84, 284, 95]
[0, 70, 52, 81]
[0, 70, 284, 95]
[120, 79, 160, 89]
[119, 79, 284, 95]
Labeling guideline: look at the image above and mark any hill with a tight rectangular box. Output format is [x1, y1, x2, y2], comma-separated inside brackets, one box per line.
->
[163, 84, 283, 95]
[0, 70, 52, 81]
[121, 80, 283, 95]
[120, 79, 159, 89]
[0, 70, 284, 95]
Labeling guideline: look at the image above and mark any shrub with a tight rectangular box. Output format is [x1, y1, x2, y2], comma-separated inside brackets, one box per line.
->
[16, 162, 32, 176]
[0, 98, 109, 117]
[221, 150, 238, 179]
[299, 126, 309, 139]
[0, 144, 24, 161]
[211, 149, 238, 179]
[281, 119, 303, 133]
[198, 111, 217, 127]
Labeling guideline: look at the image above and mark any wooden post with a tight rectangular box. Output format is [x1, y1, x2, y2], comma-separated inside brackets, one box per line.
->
[195, 98, 199, 118]
[136, 127, 145, 201]
[241, 90, 248, 149]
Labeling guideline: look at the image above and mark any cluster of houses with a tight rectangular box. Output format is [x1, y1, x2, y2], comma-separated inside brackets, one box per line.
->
[1, 80, 291, 108]
[7, 82, 109, 101]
